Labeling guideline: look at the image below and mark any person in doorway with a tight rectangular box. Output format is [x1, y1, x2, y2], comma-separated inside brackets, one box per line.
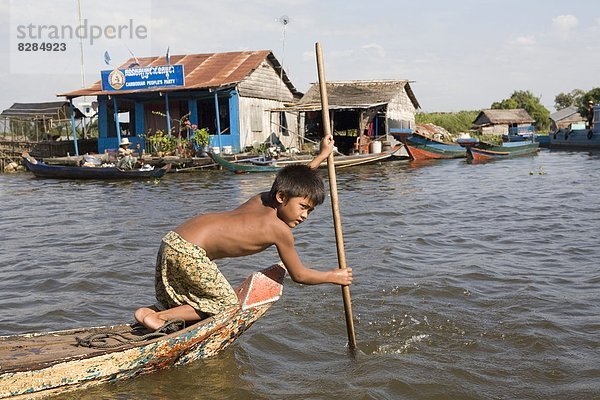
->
[134, 134, 353, 331]
[117, 138, 139, 169]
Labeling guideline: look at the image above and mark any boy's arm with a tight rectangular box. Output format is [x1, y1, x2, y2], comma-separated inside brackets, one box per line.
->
[275, 229, 352, 286]
[307, 134, 335, 170]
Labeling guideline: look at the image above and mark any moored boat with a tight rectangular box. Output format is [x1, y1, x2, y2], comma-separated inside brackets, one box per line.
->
[22, 153, 171, 180]
[549, 104, 600, 149]
[0, 263, 285, 399]
[210, 144, 403, 173]
[400, 131, 465, 160]
[549, 127, 600, 149]
[457, 139, 540, 162]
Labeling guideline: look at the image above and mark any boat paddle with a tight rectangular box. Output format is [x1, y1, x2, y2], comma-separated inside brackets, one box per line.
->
[315, 42, 358, 350]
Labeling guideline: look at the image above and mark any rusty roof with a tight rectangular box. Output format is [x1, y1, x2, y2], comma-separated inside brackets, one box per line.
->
[59, 50, 301, 98]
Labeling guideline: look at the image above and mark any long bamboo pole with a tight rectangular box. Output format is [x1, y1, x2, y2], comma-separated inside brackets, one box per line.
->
[315, 42, 357, 350]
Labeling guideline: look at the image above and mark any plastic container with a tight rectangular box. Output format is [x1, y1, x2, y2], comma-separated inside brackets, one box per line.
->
[369, 141, 382, 154]
[222, 145, 233, 154]
[210, 146, 221, 154]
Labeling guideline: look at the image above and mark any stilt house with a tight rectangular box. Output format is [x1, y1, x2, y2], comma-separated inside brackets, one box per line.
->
[472, 109, 535, 136]
[280, 80, 420, 154]
[59, 50, 302, 153]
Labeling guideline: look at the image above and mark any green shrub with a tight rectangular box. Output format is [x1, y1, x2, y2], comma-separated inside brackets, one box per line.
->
[416, 110, 479, 135]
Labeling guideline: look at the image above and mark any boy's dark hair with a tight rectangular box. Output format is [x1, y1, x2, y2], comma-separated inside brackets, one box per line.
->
[269, 165, 326, 206]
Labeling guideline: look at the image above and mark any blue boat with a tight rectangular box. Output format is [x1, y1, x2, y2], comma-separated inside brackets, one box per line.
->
[549, 105, 600, 149]
[549, 127, 600, 149]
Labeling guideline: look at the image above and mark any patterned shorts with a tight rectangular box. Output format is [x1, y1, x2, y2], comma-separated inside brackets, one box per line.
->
[154, 231, 239, 316]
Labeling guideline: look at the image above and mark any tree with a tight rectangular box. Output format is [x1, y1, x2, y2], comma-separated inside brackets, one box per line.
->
[491, 90, 551, 132]
[554, 89, 585, 110]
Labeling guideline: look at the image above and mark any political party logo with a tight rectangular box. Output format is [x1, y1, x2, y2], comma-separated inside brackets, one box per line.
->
[101, 64, 184, 91]
[108, 69, 125, 90]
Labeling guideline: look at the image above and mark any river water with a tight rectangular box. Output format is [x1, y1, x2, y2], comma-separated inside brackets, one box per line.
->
[1, 149, 599, 399]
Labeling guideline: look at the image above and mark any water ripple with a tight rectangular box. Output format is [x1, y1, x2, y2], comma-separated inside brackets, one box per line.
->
[1, 150, 599, 399]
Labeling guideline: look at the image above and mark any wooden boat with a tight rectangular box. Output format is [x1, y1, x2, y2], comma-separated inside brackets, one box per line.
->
[210, 145, 403, 173]
[211, 153, 282, 173]
[456, 139, 540, 162]
[400, 132, 465, 160]
[0, 263, 285, 399]
[22, 153, 171, 180]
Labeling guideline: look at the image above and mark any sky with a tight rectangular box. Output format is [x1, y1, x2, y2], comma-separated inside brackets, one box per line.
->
[1, 0, 599, 114]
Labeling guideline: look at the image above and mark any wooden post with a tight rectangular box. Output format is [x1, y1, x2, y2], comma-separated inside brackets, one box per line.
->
[315, 42, 357, 350]
[69, 99, 80, 157]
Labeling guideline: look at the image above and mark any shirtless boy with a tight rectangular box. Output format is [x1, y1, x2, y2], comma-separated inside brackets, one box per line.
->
[135, 134, 353, 330]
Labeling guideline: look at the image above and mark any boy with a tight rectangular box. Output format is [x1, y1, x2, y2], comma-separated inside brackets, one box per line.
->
[135, 134, 353, 331]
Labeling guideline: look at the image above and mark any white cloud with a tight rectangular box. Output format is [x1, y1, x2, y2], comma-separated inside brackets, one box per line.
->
[552, 14, 579, 40]
[2, 2, 600, 113]
[515, 35, 536, 46]
[360, 43, 386, 58]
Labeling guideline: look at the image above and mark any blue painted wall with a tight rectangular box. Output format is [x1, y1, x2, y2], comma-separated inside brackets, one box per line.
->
[97, 88, 243, 153]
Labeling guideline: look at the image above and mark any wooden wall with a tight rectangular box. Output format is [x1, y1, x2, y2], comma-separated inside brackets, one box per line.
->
[238, 97, 300, 150]
[237, 60, 295, 102]
[386, 88, 417, 130]
[236, 58, 299, 149]
[481, 124, 509, 135]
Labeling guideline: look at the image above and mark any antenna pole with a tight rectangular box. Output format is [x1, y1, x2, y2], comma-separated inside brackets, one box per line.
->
[276, 16, 289, 103]
[76, 0, 85, 88]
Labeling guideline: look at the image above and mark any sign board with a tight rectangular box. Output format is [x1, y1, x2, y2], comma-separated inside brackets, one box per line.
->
[101, 64, 185, 92]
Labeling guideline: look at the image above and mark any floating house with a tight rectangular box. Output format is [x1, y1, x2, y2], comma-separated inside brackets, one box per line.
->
[472, 109, 535, 136]
[0, 101, 99, 158]
[280, 80, 420, 154]
[59, 50, 302, 154]
[1, 101, 85, 140]
[549, 106, 585, 132]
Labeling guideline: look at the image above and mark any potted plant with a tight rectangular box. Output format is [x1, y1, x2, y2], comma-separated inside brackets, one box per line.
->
[190, 125, 210, 156]
[145, 130, 177, 156]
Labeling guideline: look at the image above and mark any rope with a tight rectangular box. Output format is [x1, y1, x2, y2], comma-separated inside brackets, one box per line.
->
[76, 320, 185, 349]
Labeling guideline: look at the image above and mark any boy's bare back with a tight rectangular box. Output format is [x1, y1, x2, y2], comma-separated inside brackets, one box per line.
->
[174, 192, 288, 260]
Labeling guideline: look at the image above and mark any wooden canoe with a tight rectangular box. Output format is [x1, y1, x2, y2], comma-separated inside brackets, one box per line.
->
[22, 153, 171, 180]
[400, 132, 466, 160]
[210, 145, 403, 173]
[0, 264, 286, 399]
[456, 139, 540, 162]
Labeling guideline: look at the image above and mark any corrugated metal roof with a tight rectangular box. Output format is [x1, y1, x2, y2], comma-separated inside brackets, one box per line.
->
[290, 80, 420, 111]
[474, 109, 535, 125]
[59, 50, 301, 98]
[550, 105, 581, 122]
